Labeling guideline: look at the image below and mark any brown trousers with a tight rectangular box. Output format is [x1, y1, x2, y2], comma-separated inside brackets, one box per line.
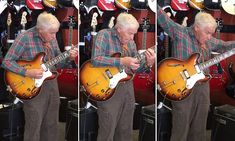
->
[170, 82, 210, 141]
[23, 79, 60, 141]
[96, 81, 135, 141]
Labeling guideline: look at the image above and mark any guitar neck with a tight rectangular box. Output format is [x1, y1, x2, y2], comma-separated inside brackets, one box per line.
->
[142, 28, 147, 50]
[44, 50, 70, 68]
[136, 46, 155, 62]
[7, 26, 10, 39]
[164, 33, 169, 58]
[68, 26, 73, 46]
[199, 48, 235, 70]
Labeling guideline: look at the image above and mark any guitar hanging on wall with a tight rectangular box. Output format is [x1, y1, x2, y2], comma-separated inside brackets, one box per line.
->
[1, 13, 12, 55]
[170, 0, 190, 11]
[64, 16, 75, 51]
[84, 12, 98, 59]
[20, 11, 27, 33]
[25, 0, 44, 10]
[209, 19, 229, 91]
[133, 18, 155, 105]
[114, 0, 131, 10]
[221, 0, 235, 15]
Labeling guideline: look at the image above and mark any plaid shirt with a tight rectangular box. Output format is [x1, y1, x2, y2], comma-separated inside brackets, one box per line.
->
[157, 5, 235, 63]
[2, 27, 61, 76]
[91, 28, 147, 72]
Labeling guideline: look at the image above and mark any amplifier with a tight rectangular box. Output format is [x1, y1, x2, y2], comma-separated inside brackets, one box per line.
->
[139, 104, 155, 141]
[79, 103, 98, 141]
[211, 104, 235, 141]
[0, 102, 24, 141]
[157, 106, 172, 141]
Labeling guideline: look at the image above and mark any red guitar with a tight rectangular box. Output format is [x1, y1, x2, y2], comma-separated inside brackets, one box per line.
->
[25, 0, 44, 10]
[170, 0, 190, 11]
[97, 0, 117, 11]
[209, 19, 229, 91]
[133, 18, 155, 105]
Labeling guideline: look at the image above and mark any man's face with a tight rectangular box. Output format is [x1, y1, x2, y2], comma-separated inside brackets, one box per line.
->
[117, 26, 138, 45]
[195, 24, 215, 45]
[39, 27, 58, 42]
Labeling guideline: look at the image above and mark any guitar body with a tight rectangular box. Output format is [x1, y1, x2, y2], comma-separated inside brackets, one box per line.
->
[157, 53, 210, 101]
[97, 0, 117, 11]
[147, 0, 156, 13]
[57, 0, 73, 7]
[204, 0, 221, 11]
[73, 0, 79, 9]
[221, 0, 235, 15]
[115, 0, 131, 10]
[133, 69, 155, 105]
[4, 52, 57, 100]
[25, 0, 44, 10]
[170, 0, 190, 11]
[209, 59, 228, 91]
[0, 0, 7, 14]
[188, 0, 204, 10]
[57, 68, 78, 98]
[130, 0, 148, 10]
[80, 59, 132, 101]
[133, 18, 155, 105]
[42, 0, 57, 8]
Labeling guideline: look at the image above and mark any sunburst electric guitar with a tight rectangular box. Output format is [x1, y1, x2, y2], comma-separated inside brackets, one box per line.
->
[80, 46, 155, 102]
[157, 48, 235, 101]
[5, 49, 73, 100]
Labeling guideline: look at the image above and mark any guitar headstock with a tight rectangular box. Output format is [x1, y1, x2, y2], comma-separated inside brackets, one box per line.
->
[91, 12, 98, 32]
[68, 16, 75, 28]
[7, 13, 12, 26]
[108, 16, 115, 28]
[20, 11, 27, 29]
[216, 18, 223, 32]
[141, 18, 150, 30]
[181, 16, 188, 27]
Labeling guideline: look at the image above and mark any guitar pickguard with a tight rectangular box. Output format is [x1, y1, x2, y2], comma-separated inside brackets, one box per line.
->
[109, 69, 128, 88]
[34, 67, 52, 87]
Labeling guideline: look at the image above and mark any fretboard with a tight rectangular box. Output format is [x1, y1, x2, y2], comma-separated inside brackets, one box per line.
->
[199, 48, 235, 70]
[44, 50, 70, 68]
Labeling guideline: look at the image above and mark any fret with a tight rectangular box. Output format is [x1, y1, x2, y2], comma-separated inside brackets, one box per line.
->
[199, 48, 235, 70]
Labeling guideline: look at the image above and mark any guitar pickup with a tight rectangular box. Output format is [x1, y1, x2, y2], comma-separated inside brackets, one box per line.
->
[183, 69, 190, 79]
[105, 69, 113, 79]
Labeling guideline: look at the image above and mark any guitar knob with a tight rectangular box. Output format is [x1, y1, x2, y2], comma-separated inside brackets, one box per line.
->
[6, 85, 12, 92]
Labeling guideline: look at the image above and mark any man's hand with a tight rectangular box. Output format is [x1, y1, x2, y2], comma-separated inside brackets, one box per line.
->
[69, 44, 78, 60]
[120, 57, 140, 70]
[145, 48, 155, 67]
[25, 68, 44, 79]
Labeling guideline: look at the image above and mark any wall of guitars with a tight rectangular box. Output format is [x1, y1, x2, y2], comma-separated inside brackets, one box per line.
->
[0, 0, 79, 101]
[157, 0, 235, 106]
[79, 0, 156, 107]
